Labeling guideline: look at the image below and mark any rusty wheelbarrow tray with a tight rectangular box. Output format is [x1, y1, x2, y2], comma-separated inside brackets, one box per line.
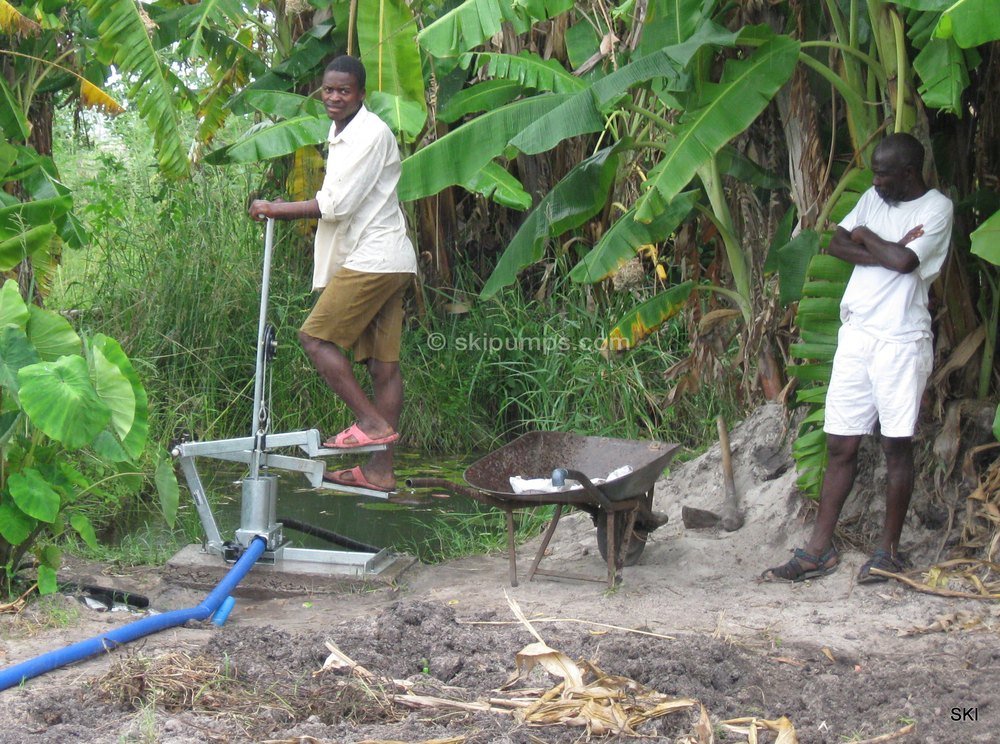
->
[407, 431, 679, 588]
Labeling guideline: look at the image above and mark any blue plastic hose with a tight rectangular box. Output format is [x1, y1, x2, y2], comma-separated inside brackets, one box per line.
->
[0, 537, 267, 691]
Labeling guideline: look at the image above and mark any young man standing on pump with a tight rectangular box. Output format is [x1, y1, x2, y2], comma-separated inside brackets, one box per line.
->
[762, 132, 953, 584]
[249, 55, 416, 493]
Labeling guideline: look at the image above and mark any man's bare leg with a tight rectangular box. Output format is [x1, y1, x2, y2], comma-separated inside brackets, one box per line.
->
[879, 436, 914, 555]
[299, 331, 395, 440]
[361, 359, 403, 488]
[802, 433, 863, 561]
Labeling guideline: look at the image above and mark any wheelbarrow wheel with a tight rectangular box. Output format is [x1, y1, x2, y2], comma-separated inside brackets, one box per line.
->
[595, 511, 647, 567]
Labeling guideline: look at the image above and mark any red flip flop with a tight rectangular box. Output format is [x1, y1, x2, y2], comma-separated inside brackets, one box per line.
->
[323, 422, 400, 449]
[322, 466, 394, 493]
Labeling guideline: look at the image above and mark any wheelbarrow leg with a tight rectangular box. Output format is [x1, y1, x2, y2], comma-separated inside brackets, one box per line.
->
[528, 505, 563, 582]
[605, 509, 617, 588]
[505, 507, 518, 587]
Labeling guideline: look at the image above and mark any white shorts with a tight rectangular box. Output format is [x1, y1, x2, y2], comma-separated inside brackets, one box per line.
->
[823, 324, 932, 438]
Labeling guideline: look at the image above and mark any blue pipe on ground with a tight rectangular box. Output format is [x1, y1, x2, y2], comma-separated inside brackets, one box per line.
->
[0, 537, 267, 691]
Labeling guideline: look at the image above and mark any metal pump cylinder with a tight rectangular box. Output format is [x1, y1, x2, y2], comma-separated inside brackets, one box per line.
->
[236, 474, 281, 548]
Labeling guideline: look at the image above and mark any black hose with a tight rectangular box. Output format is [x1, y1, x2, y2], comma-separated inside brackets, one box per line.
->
[278, 516, 381, 553]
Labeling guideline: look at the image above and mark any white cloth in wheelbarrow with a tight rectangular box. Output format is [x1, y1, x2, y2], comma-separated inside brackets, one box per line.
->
[509, 465, 633, 494]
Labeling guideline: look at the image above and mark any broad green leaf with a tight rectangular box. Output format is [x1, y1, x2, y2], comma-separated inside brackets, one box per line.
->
[802, 280, 848, 299]
[438, 80, 524, 123]
[0, 141, 16, 180]
[472, 52, 587, 94]
[0, 195, 72, 238]
[914, 37, 970, 114]
[806, 254, 854, 283]
[36, 564, 57, 595]
[89, 343, 135, 440]
[0, 410, 19, 447]
[606, 281, 695, 351]
[399, 94, 573, 201]
[0, 75, 29, 141]
[0, 278, 29, 328]
[970, 209, 1000, 265]
[795, 385, 830, 404]
[0, 499, 33, 544]
[930, 0, 1000, 48]
[789, 362, 833, 383]
[91, 333, 148, 459]
[763, 206, 797, 273]
[570, 191, 699, 283]
[0, 325, 38, 396]
[510, 29, 736, 155]
[155, 456, 180, 528]
[789, 343, 837, 362]
[463, 163, 531, 210]
[69, 512, 100, 551]
[8, 468, 61, 522]
[0, 223, 56, 271]
[357, 0, 427, 140]
[26, 305, 81, 360]
[366, 92, 426, 142]
[771, 229, 820, 305]
[240, 90, 326, 120]
[481, 146, 621, 299]
[18, 356, 112, 450]
[204, 115, 330, 165]
[417, 0, 575, 58]
[636, 35, 799, 222]
[792, 427, 827, 455]
[90, 430, 131, 462]
[638, 0, 718, 58]
[797, 296, 843, 319]
[83, 0, 189, 177]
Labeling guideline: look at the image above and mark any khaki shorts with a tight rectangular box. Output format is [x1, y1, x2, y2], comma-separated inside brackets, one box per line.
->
[300, 268, 411, 363]
[824, 323, 933, 438]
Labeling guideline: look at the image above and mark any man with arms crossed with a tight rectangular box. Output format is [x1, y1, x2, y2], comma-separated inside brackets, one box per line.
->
[763, 132, 953, 583]
[249, 55, 416, 493]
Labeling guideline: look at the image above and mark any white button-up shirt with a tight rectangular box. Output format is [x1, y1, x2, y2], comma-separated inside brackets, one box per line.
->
[312, 105, 416, 290]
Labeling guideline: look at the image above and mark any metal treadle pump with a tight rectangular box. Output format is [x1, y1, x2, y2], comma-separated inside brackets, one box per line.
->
[171, 219, 401, 577]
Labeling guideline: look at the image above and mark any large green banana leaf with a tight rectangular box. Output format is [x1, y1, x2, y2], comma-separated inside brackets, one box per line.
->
[913, 37, 972, 114]
[635, 34, 799, 222]
[510, 22, 739, 156]
[203, 115, 330, 165]
[463, 163, 531, 210]
[367, 92, 427, 142]
[240, 90, 326, 120]
[470, 52, 587, 94]
[605, 280, 695, 351]
[637, 0, 720, 57]
[83, 0, 189, 178]
[417, 0, 575, 59]
[930, 0, 1000, 48]
[768, 229, 821, 305]
[398, 94, 572, 201]
[970, 209, 1000, 265]
[0, 224, 55, 271]
[0, 75, 29, 141]
[438, 80, 525, 123]
[569, 191, 699, 283]
[480, 146, 621, 299]
[357, 0, 427, 141]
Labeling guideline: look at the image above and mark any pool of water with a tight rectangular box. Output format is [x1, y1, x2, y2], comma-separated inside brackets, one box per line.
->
[202, 449, 494, 555]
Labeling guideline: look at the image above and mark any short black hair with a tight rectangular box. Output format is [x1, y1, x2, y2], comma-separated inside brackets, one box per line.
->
[325, 55, 366, 90]
[876, 132, 924, 172]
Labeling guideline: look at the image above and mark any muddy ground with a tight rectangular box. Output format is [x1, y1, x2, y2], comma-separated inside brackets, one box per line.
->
[1, 404, 998, 743]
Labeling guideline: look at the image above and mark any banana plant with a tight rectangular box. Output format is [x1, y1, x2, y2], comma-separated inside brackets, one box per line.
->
[0, 280, 179, 596]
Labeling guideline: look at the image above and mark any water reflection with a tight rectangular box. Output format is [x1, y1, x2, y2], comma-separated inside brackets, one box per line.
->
[209, 449, 483, 554]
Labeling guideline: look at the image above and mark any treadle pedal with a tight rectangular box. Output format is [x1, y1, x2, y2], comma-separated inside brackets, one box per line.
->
[315, 480, 394, 500]
[312, 444, 387, 456]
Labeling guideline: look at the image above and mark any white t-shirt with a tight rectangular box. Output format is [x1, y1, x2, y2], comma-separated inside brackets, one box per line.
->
[838, 187, 953, 342]
[312, 105, 417, 289]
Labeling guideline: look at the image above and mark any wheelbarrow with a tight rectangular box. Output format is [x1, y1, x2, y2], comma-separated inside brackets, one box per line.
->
[407, 432, 679, 588]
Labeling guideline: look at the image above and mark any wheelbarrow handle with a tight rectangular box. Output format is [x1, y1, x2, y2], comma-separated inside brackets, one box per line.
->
[561, 469, 616, 512]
